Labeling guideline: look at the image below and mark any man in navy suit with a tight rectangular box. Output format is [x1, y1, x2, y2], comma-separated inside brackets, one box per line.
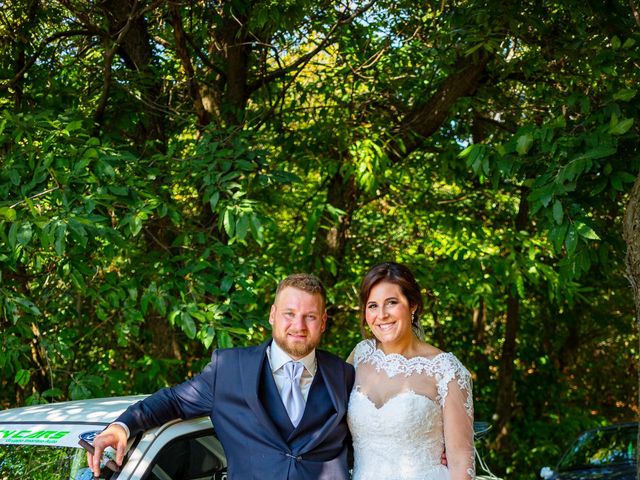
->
[89, 274, 355, 479]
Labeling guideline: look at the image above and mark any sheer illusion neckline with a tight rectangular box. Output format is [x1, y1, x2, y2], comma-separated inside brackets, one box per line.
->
[371, 341, 447, 362]
[357, 339, 454, 378]
[352, 387, 438, 410]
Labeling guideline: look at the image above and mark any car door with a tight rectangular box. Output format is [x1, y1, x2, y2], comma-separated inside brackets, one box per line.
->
[126, 418, 227, 480]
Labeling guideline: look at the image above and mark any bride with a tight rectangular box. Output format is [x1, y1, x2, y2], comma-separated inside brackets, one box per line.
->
[347, 262, 475, 480]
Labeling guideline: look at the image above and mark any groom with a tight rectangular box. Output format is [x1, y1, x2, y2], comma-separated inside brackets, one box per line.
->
[89, 273, 355, 479]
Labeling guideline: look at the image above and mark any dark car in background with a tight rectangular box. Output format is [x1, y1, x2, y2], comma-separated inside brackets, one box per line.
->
[540, 422, 638, 480]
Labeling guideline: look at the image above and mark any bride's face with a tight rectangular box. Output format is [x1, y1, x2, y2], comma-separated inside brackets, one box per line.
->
[365, 281, 415, 346]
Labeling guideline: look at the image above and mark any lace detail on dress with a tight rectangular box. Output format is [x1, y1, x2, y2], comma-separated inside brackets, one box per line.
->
[348, 389, 449, 480]
[353, 339, 473, 417]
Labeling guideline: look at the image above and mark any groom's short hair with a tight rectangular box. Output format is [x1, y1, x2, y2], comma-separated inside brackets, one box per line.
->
[275, 273, 326, 307]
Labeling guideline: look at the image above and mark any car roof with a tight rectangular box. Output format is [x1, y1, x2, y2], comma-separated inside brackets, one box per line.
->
[0, 395, 148, 425]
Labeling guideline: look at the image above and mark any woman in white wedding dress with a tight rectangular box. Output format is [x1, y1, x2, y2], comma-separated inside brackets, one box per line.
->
[347, 262, 475, 480]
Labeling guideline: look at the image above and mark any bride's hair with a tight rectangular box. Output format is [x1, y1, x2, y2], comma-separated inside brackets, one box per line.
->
[358, 262, 425, 339]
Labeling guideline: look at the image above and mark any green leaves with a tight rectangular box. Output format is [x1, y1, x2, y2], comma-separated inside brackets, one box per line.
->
[350, 137, 390, 193]
[575, 221, 599, 240]
[552, 200, 563, 224]
[223, 208, 235, 237]
[564, 224, 579, 255]
[0, 207, 16, 221]
[608, 114, 634, 136]
[516, 134, 534, 155]
[169, 299, 248, 347]
[15, 369, 31, 388]
[459, 144, 490, 175]
[54, 222, 67, 256]
[69, 373, 103, 400]
[613, 89, 636, 102]
[179, 311, 197, 339]
[16, 223, 33, 246]
[64, 120, 83, 134]
[548, 222, 569, 252]
[0, 4, 637, 479]
[235, 214, 250, 241]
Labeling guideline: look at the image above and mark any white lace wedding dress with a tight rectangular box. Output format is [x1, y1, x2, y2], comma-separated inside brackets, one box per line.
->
[347, 339, 475, 480]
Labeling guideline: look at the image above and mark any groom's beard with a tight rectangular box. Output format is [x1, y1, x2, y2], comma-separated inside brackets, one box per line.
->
[272, 330, 321, 359]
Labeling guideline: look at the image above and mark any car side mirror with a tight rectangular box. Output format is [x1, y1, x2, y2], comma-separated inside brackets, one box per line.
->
[539, 466, 554, 479]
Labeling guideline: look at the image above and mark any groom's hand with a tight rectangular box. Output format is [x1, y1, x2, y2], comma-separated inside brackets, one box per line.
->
[88, 424, 127, 477]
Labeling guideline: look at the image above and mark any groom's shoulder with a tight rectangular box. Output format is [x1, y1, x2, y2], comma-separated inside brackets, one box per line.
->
[212, 340, 268, 360]
[214, 345, 254, 355]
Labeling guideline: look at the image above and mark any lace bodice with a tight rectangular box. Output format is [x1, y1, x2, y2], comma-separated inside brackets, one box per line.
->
[347, 339, 475, 480]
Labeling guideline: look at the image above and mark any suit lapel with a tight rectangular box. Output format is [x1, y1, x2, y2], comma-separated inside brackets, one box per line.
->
[239, 339, 287, 445]
[316, 350, 346, 416]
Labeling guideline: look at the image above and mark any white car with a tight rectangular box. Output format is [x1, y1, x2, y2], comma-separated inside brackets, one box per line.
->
[0, 396, 227, 480]
[0, 396, 502, 480]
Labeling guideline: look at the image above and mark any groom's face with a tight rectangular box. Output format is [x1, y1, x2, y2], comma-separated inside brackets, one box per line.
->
[269, 286, 327, 360]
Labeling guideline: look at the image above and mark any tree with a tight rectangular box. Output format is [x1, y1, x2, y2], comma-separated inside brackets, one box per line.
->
[1, 1, 638, 477]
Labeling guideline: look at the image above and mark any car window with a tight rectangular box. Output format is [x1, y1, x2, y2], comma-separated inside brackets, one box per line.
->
[0, 444, 96, 480]
[143, 430, 227, 480]
[558, 424, 637, 470]
[0, 424, 120, 480]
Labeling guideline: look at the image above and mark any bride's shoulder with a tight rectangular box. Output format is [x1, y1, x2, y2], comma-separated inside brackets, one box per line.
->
[432, 352, 473, 410]
[433, 351, 472, 382]
[352, 338, 376, 362]
[347, 338, 376, 367]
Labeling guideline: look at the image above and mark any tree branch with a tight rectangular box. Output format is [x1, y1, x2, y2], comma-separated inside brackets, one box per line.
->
[94, 2, 142, 127]
[247, 0, 377, 95]
[184, 28, 226, 78]
[0, 29, 98, 92]
[629, 0, 640, 26]
[169, 0, 210, 126]
[391, 54, 490, 161]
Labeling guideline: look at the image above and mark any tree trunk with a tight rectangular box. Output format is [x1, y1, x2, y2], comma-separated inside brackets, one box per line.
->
[313, 170, 359, 287]
[93, 1, 183, 361]
[495, 292, 520, 448]
[472, 298, 486, 345]
[98, 0, 166, 149]
[169, 1, 210, 127]
[494, 187, 529, 450]
[472, 297, 487, 369]
[12, 0, 40, 109]
[210, 10, 252, 126]
[621, 170, 640, 480]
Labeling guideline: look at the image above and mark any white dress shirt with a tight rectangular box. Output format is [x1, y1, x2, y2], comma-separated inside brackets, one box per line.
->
[267, 340, 316, 402]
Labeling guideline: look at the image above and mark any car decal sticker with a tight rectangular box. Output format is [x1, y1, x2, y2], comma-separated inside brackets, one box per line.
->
[0, 423, 107, 448]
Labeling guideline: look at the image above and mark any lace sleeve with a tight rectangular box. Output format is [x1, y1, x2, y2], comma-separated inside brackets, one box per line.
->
[439, 354, 475, 480]
[351, 339, 375, 369]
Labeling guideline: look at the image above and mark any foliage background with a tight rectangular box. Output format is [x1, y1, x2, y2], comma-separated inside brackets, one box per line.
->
[1, 0, 639, 477]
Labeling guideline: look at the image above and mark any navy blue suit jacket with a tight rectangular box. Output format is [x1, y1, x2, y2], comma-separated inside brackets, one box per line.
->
[118, 339, 355, 479]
